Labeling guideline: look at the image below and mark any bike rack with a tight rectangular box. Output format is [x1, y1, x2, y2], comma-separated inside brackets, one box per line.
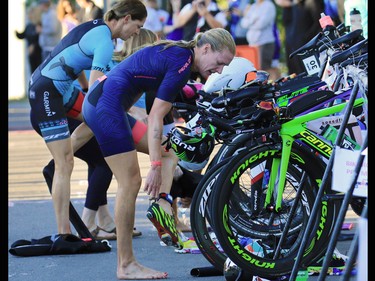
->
[341, 197, 368, 281]
[289, 80, 366, 280]
[316, 133, 367, 281]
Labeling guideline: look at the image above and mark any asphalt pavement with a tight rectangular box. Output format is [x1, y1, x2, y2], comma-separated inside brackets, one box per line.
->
[8, 99, 363, 281]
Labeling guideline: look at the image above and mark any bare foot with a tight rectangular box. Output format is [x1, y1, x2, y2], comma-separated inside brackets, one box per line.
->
[117, 260, 168, 280]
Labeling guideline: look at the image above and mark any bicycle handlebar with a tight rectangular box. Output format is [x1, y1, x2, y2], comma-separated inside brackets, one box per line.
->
[205, 116, 236, 133]
[173, 102, 198, 112]
[211, 86, 261, 108]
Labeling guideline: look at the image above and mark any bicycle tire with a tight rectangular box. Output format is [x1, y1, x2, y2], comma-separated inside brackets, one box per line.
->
[190, 142, 309, 272]
[207, 133, 255, 171]
[190, 158, 232, 272]
[207, 135, 304, 238]
[211, 142, 338, 279]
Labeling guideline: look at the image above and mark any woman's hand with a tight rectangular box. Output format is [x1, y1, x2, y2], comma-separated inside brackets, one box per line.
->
[144, 166, 162, 198]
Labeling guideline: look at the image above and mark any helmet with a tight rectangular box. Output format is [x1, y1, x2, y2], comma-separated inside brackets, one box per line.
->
[168, 125, 216, 164]
[203, 57, 257, 93]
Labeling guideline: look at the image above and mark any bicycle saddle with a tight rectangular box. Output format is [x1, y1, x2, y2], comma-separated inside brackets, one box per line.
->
[340, 52, 367, 68]
[289, 32, 323, 58]
[329, 38, 368, 65]
[319, 29, 364, 52]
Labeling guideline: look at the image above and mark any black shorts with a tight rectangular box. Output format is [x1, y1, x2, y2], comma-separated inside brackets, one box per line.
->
[28, 73, 70, 143]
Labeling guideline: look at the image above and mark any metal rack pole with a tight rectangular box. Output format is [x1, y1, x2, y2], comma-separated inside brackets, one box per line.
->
[341, 200, 368, 281]
[289, 81, 361, 280]
[317, 134, 367, 281]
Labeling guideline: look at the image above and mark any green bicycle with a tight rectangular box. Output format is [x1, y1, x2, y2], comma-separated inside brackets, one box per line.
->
[209, 84, 365, 279]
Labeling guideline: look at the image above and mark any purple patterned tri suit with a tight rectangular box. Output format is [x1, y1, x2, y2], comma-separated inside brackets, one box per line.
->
[82, 44, 194, 157]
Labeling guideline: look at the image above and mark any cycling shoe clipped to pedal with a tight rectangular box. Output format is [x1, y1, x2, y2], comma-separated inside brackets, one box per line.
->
[9, 233, 111, 257]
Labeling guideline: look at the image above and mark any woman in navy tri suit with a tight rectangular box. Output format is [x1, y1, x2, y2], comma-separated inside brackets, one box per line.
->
[81, 27, 236, 279]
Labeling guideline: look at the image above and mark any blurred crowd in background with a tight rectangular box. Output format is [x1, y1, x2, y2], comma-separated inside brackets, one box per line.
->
[15, 0, 367, 83]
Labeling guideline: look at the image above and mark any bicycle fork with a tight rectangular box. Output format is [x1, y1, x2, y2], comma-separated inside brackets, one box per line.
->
[264, 134, 294, 212]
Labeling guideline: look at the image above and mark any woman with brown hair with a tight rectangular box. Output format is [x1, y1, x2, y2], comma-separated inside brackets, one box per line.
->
[27, 0, 147, 253]
[56, 0, 80, 37]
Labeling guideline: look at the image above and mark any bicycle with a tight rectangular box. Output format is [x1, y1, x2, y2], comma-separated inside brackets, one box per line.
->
[182, 47, 367, 274]
[171, 30, 367, 274]
[208, 80, 366, 279]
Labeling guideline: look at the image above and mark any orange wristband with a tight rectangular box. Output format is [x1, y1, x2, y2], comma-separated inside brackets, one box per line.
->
[151, 160, 162, 167]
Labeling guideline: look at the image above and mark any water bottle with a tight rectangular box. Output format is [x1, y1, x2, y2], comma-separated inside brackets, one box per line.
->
[317, 13, 339, 81]
[319, 12, 339, 41]
[350, 8, 362, 31]
[319, 12, 335, 29]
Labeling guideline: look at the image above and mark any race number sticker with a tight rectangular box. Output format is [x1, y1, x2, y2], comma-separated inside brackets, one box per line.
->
[302, 55, 320, 75]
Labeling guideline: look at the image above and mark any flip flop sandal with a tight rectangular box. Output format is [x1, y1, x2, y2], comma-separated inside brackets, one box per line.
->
[92, 225, 142, 239]
[132, 227, 142, 237]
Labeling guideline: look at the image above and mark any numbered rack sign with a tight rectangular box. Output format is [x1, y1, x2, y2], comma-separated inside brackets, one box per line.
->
[302, 54, 321, 75]
[332, 147, 368, 197]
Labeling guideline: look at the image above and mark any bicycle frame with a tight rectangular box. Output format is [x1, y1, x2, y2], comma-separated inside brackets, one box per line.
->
[264, 96, 364, 211]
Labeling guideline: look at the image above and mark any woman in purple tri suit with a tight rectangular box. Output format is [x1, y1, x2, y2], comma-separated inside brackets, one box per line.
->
[81, 27, 236, 279]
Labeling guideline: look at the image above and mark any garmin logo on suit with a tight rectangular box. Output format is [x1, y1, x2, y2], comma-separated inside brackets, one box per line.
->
[43, 91, 56, 116]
